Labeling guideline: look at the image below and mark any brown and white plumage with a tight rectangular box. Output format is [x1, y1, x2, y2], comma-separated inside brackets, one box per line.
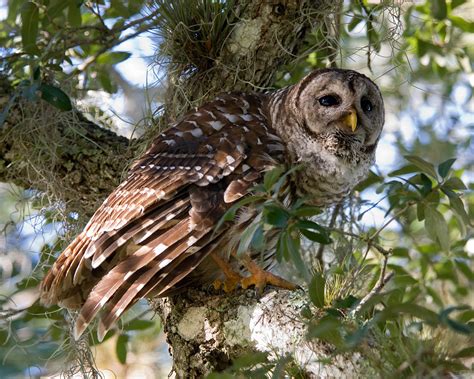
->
[40, 69, 384, 340]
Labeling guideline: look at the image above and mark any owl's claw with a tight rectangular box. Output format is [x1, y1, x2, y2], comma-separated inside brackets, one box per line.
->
[211, 252, 243, 293]
[210, 252, 297, 294]
[240, 255, 297, 294]
[213, 270, 243, 293]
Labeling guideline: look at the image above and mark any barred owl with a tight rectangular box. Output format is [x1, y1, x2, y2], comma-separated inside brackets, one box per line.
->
[40, 68, 384, 340]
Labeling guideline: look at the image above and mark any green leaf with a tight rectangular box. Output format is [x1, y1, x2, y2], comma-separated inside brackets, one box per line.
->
[354, 170, 383, 191]
[445, 318, 473, 335]
[284, 232, 310, 280]
[20, 2, 39, 54]
[416, 202, 425, 221]
[263, 166, 285, 191]
[447, 193, 470, 227]
[431, 0, 447, 20]
[443, 177, 467, 190]
[300, 228, 330, 244]
[420, 173, 433, 195]
[123, 319, 155, 331]
[97, 51, 132, 65]
[333, 295, 358, 309]
[250, 224, 265, 251]
[307, 316, 343, 346]
[296, 220, 332, 244]
[237, 220, 260, 256]
[380, 303, 439, 325]
[98, 70, 117, 93]
[116, 334, 129, 364]
[455, 260, 474, 281]
[453, 346, 474, 358]
[263, 204, 289, 228]
[425, 205, 449, 251]
[388, 164, 419, 177]
[450, 15, 474, 32]
[438, 158, 456, 178]
[68, 0, 82, 27]
[404, 155, 438, 179]
[290, 205, 322, 218]
[309, 272, 326, 308]
[347, 14, 362, 32]
[451, 0, 467, 9]
[39, 84, 73, 111]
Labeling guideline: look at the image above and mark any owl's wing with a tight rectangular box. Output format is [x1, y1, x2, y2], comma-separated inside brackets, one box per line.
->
[40, 92, 285, 340]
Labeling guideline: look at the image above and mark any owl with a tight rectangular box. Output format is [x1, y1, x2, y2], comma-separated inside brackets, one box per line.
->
[40, 68, 384, 340]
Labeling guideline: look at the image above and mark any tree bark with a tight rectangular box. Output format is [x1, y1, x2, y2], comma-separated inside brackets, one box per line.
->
[155, 289, 371, 377]
[0, 79, 134, 220]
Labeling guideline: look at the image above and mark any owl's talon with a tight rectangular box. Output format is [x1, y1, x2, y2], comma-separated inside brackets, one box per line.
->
[212, 272, 242, 293]
[210, 252, 243, 293]
[241, 270, 297, 293]
[241, 255, 297, 293]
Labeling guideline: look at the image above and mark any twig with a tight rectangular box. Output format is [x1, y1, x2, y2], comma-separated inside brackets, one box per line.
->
[350, 254, 394, 316]
[316, 203, 341, 265]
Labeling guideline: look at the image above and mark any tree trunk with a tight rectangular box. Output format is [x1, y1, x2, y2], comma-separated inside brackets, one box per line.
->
[1, 0, 347, 375]
[154, 289, 372, 377]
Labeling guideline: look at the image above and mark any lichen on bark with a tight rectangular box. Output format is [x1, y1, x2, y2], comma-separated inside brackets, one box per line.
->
[154, 289, 371, 377]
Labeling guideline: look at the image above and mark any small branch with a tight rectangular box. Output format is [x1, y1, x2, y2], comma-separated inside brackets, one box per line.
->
[368, 202, 413, 241]
[350, 254, 394, 316]
[316, 203, 341, 265]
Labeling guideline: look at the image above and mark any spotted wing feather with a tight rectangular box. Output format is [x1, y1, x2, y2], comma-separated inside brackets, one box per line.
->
[40, 92, 285, 339]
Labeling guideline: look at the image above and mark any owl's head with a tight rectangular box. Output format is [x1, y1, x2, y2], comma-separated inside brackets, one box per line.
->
[282, 68, 384, 162]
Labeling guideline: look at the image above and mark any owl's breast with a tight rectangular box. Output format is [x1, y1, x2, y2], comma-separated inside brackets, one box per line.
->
[290, 138, 374, 206]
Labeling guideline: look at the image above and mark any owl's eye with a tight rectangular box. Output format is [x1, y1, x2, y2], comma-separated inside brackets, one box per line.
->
[319, 95, 340, 107]
[361, 97, 373, 112]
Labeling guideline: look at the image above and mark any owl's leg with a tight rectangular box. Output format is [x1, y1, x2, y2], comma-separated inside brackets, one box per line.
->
[240, 255, 297, 293]
[210, 252, 243, 293]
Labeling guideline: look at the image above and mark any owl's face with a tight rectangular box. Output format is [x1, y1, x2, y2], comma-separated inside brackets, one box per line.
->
[290, 69, 384, 159]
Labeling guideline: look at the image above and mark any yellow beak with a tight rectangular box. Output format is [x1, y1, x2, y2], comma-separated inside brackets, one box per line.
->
[342, 109, 357, 132]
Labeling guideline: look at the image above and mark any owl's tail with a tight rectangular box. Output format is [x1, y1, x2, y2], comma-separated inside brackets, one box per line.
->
[73, 218, 219, 341]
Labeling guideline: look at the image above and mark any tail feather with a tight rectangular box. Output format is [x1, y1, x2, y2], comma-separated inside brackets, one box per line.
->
[73, 219, 193, 340]
[96, 227, 215, 340]
[89, 197, 190, 268]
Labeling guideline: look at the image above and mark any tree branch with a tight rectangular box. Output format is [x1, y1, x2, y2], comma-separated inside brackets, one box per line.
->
[154, 289, 373, 377]
[0, 80, 134, 219]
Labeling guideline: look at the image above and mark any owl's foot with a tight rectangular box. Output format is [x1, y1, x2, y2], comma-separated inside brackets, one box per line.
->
[241, 255, 297, 294]
[211, 253, 243, 293]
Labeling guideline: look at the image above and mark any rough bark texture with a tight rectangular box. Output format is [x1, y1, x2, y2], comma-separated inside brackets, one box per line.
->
[0, 80, 135, 219]
[162, 0, 337, 120]
[0, 0, 347, 375]
[154, 289, 371, 378]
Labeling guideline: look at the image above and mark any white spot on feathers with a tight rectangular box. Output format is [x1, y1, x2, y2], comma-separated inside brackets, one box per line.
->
[159, 259, 172, 269]
[223, 113, 239, 123]
[209, 120, 224, 130]
[190, 128, 203, 137]
[226, 156, 236, 164]
[187, 236, 198, 246]
[163, 139, 176, 146]
[154, 243, 169, 256]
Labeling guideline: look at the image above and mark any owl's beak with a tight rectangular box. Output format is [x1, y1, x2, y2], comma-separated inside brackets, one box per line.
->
[342, 109, 358, 132]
